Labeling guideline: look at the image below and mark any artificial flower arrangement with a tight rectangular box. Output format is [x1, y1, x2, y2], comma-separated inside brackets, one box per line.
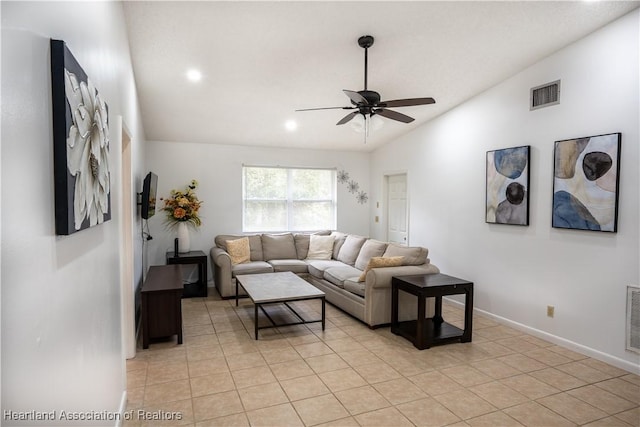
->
[160, 179, 203, 228]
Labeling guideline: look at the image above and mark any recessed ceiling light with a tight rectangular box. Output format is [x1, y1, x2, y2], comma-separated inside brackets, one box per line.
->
[186, 69, 202, 82]
[285, 120, 298, 132]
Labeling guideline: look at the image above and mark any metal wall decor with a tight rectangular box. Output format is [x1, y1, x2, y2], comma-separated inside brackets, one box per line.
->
[338, 169, 368, 204]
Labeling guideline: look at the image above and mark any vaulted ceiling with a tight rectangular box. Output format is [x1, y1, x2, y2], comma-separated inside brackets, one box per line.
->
[123, 1, 639, 152]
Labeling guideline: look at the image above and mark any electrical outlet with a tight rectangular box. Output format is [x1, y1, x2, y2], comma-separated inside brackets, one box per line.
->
[547, 305, 555, 318]
[375, 216, 379, 223]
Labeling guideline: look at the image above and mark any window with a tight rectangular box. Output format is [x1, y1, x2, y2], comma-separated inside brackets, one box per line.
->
[243, 166, 336, 232]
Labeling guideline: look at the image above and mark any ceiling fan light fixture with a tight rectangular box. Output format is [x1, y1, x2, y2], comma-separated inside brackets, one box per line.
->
[350, 113, 383, 134]
[296, 34, 436, 134]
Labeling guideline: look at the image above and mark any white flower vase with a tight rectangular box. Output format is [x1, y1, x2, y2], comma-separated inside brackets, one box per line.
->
[176, 222, 191, 253]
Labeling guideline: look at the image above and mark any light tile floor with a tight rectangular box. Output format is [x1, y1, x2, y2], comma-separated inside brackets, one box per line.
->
[125, 290, 640, 427]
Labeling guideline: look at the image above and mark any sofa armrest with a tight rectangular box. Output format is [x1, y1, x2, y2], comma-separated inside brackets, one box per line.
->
[366, 263, 440, 289]
[211, 246, 231, 266]
[363, 263, 440, 327]
[210, 246, 233, 297]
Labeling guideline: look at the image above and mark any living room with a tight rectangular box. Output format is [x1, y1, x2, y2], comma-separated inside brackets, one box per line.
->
[2, 1, 639, 426]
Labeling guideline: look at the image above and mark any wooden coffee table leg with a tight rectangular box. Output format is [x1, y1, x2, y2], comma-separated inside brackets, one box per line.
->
[322, 297, 326, 331]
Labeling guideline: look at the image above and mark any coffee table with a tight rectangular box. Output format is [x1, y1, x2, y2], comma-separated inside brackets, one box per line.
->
[235, 272, 325, 339]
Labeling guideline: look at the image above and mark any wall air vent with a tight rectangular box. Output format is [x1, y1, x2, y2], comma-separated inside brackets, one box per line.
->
[530, 80, 561, 110]
[627, 285, 640, 354]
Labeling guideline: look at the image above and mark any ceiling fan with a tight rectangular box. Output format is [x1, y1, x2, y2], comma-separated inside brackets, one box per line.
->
[296, 35, 436, 134]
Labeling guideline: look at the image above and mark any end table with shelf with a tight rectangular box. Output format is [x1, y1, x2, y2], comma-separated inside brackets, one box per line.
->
[391, 273, 473, 350]
[166, 250, 208, 298]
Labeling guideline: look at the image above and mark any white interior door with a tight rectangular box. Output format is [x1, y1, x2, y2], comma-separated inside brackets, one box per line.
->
[387, 174, 409, 245]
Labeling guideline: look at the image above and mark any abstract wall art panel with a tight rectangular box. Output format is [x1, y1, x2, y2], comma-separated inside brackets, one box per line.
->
[51, 39, 111, 235]
[552, 133, 621, 232]
[486, 145, 530, 225]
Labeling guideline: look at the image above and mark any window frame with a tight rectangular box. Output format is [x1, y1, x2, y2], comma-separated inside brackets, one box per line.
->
[242, 165, 337, 233]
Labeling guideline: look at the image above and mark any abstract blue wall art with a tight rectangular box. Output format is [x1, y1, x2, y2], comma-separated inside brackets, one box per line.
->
[552, 133, 621, 232]
[486, 146, 530, 225]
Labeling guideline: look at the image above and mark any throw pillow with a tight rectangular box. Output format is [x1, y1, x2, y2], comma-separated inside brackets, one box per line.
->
[382, 244, 428, 265]
[354, 239, 388, 271]
[336, 235, 368, 266]
[226, 237, 250, 265]
[306, 235, 335, 260]
[358, 256, 404, 282]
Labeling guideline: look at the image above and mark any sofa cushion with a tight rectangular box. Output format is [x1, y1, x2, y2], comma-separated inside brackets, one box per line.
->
[306, 259, 347, 279]
[358, 256, 404, 282]
[226, 237, 250, 265]
[268, 259, 309, 274]
[343, 280, 366, 298]
[336, 235, 368, 266]
[307, 235, 335, 260]
[323, 266, 362, 289]
[383, 244, 429, 265]
[216, 234, 264, 261]
[354, 239, 388, 271]
[262, 233, 297, 260]
[294, 233, 310, 259]
[231, 261, 273, 277]
[330, 231, 348, 259]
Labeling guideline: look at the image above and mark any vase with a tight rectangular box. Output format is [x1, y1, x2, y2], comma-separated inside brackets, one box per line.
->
[176, 222, 191, 253]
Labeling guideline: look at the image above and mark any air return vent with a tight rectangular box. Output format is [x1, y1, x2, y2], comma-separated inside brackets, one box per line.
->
[530, 80, 560, 110]
[627, 285, 640, 354]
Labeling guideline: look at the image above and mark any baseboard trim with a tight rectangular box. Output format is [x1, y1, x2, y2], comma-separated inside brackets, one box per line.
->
[444, 297, 640, 375]
[116, 390, 127, 427]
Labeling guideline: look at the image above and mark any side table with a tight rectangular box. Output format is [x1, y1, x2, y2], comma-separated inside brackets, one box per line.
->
[141, 265, 183, 349]
[391, 273, 473, 350]
[166, 250, 208, 298]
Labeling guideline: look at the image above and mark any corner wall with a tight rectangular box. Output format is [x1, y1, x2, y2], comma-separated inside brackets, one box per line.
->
[370, 10, 639, 371]
[1, 1, 146, 421]
[144, 142, 370, 270]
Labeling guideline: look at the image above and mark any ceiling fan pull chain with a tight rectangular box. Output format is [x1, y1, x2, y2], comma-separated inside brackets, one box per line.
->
[365, 115, 370, 140]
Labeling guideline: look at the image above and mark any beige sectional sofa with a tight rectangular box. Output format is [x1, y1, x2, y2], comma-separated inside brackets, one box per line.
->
[210, 231, 439, 327]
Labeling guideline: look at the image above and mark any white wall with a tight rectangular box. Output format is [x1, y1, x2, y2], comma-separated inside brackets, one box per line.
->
[1, 1, 145, 422]
[370, 10, 640, 372]
[145, 142, 370, 270]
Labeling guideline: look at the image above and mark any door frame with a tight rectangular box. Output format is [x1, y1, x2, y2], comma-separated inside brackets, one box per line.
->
[118, 117, 136, 360]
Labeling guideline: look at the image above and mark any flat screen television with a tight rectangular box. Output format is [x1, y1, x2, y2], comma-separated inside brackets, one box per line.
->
[141, 172, 158, 219]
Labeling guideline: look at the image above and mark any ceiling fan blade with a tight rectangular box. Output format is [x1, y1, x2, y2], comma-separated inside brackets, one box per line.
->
[375, 108, 415, 123]
[296, 106, 353, 112]
[336, 112, 359, 125]
[343, 90, 368, 105]
[378, 97, 436, 108]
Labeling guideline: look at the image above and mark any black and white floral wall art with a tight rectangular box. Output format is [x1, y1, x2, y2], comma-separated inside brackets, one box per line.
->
[486, 145, 530, 225]
[51, 39, 111, 235]
[552, 133, 621, 232]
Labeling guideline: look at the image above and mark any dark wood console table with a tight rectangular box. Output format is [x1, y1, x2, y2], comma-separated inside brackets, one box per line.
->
[141, 265, 183, 349]
[166, 250, 208, 298]
[391, 273, 473, 350]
